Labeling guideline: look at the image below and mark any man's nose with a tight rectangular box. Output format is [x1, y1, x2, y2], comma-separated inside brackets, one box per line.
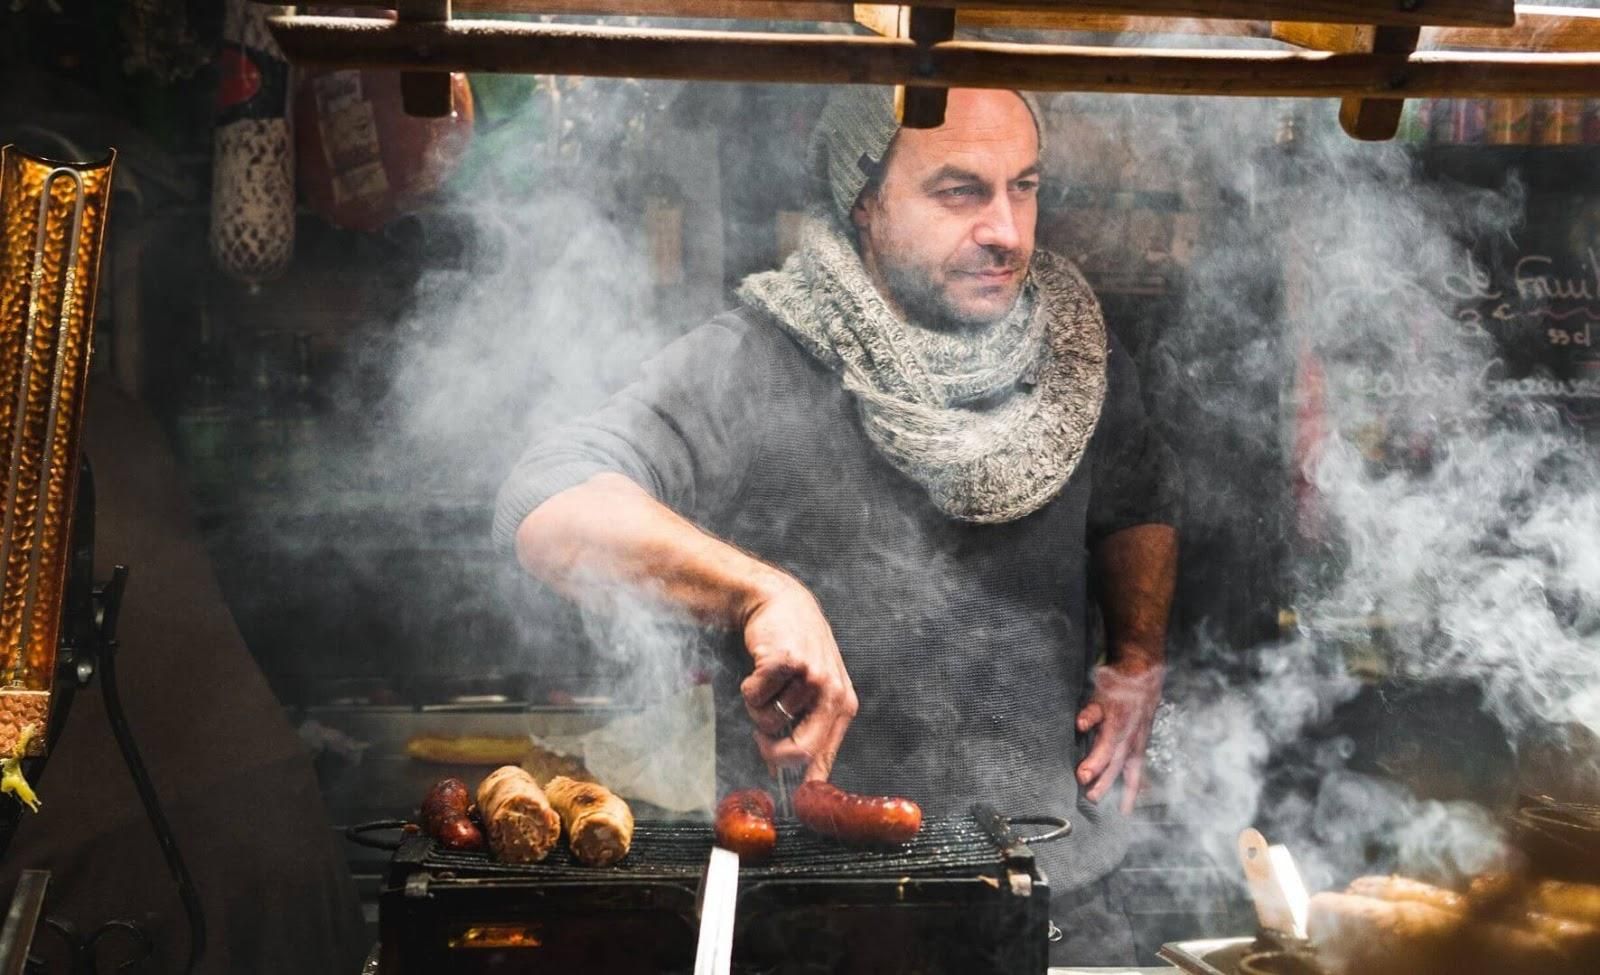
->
[972, 193, 1022, 253]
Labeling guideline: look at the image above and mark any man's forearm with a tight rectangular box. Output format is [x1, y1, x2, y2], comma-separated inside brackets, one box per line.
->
[514, 472, 790, 628]
[1093, 523, 1178, 667]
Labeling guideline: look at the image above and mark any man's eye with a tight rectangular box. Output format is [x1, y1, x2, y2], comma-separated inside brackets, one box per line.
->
[1011, 180, 1039, 195]
[939, 185, 980, 199]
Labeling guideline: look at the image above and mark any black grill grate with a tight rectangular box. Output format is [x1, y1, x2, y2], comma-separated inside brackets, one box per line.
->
[421, 814, 1015, 881]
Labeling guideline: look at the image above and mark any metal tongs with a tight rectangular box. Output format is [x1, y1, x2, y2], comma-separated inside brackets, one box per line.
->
[694, 846, 739, 975]
[696, 727, 800, 975]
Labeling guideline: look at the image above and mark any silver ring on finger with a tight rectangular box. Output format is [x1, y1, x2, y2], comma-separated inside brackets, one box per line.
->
[772, 699, 797, 738]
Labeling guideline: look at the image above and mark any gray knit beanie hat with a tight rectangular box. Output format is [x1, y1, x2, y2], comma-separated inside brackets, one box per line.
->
[809, 87, 1046, 229]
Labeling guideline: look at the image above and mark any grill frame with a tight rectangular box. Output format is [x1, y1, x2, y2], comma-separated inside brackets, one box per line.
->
[372, 804, 1064, 974]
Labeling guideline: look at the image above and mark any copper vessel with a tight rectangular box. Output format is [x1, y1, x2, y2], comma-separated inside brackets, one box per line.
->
[0, 145, 115, 757]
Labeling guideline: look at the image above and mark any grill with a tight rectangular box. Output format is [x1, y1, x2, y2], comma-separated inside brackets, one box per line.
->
[362, 803, 1068, 974]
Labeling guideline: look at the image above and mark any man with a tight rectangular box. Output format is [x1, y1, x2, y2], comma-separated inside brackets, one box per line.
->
[494, 87, 1179, 965]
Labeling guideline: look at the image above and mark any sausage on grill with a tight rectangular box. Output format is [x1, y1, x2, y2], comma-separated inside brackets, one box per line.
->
[420, 777, 485, 852]
[793, 780, 921, 846]
[546, 775, 634, 867]
[715, 788, 777, 862]
[477, 765, 561, 864]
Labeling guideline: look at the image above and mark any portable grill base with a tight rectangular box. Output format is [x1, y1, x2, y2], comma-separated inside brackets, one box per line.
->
[371, 806, 1061, 975]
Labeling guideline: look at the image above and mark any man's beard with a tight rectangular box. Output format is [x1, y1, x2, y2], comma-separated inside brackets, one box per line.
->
[878, 257, 1023, 333]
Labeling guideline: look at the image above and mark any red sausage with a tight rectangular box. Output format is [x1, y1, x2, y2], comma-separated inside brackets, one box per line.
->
[793, 781, 921, 846]
[421, 778, 486, 852]
[715, 788, 777, 862]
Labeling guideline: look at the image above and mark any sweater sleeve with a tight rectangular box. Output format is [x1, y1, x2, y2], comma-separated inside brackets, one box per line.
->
[491, 316, 768, 553]
[1085, 330, 1182, 546]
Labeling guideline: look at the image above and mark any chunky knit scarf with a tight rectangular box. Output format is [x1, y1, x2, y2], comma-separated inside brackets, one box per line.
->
[738, 213, 1108, 524]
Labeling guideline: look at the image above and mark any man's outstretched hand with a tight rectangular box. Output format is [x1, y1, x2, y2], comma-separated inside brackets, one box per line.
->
[1075, 660, 1166, 814]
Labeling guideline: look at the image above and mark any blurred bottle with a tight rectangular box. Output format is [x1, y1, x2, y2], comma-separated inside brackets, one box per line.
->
[1536, 99, 1584, 145]
[1487, 98, 1532, 145]
[1448, 98, 1488, 144]
[643, 172, 685, 290]
[1584, 101, 1600, 144]
[1426, 98, 1455, 143]
[174, 306, 234, 501]
[284, 333, 321, 483]
[246, 335, 285, 488]
[1397, 99, 1430, 143]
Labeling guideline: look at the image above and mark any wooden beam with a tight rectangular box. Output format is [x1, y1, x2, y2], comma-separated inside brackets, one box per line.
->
[956, 11, 1263, 35]
[312, 0, 858, 20]
[273, 0, 1516, 28]
[293, 1, 1597, 54]
[854, 3, 907, 37]
[892, 0, 1516, 27]
[266, 14, 1600, 97]
[956, 5, 1600, 54]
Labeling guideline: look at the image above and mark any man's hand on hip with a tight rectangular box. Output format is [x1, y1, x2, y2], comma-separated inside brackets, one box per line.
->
[1075, 659, 1166, 814]
[739, 578, 859, 783]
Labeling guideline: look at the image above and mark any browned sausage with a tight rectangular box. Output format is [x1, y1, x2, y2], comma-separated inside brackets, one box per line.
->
[421, 777, 485, 852]
[715, 788, 777, 862]
[793, 781, 921, 846]
[477, 765, 561, 864]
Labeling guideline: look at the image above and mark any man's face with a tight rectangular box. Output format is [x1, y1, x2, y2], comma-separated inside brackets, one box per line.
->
[852, 89, 1040, 330]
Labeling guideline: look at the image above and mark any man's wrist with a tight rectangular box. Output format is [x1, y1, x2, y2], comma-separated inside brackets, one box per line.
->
[733, 564, 801, 626]
[1105, 643, 1167, 675]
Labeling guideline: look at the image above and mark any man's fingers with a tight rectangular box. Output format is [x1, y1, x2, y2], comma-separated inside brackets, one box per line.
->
[803, 703, 853, 782]
[746, 681, 820, 738]
[1120, 755, 1145, 815]
[742, 661, 809, 734]
[1085, 748, 1128, 804]
[1076, 702, 1105, 733]
[1077, 707, 1136, 792]
[742, 658, 807, 709]
[1076, 723, 1115, 787]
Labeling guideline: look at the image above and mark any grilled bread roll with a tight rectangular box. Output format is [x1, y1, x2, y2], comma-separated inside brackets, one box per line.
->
[477, 765, 561, 864]
[407, 735, 529, 765]
[1531, 881, 1600, 926]
[1311, 889, 1584, 975]
[1346, 875, 1468, 914]
[1308, 892, 1460, 975]
[546, 775, 634, 867]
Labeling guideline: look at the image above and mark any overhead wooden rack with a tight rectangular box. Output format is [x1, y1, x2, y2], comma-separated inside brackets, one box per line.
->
[260, 1, 1600, 140]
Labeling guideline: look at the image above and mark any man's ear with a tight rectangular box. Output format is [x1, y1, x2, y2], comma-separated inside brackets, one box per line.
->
[851, 196, 871, 234]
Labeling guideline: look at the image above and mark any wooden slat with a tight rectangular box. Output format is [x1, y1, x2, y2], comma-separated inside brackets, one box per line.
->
[958, 5, 1600, 53]
[854, 3, 907, 37]
[291, 1, 1595, 53]
[811, 0, 1513, 27]
[266, 14, 1600, 96]
[279, 0, 1515, 28]
[310, 0, 858, 20]
[1431, 5, 1600, 50]
[956, 10, 1263, 35]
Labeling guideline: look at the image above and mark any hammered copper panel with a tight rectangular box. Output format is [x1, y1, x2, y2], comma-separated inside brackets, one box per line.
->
[0, 687, 50, 756]
[0, 146, 115, 730]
